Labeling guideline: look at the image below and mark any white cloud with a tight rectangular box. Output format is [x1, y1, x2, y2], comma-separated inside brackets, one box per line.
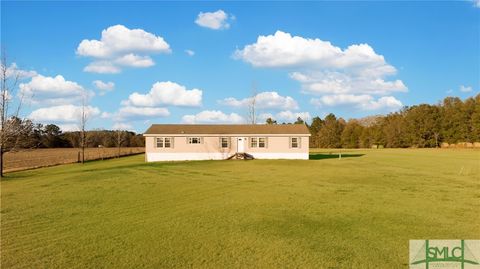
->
[114, 54, 155, 67]
[472, 0, 480, 8]
[185, 49, 195, 56]
[5, 63, 37, 79]
[195, 10, 233, 30]
[219, 91, 299, 110]
[116, 106, 170, 121]
[84, 54, 155, 73]
[93, 80, 115, 95]
[311, 94, 403, 111]
[57, 124, 80, 132]
[77, 24, 170, 58]
[275, 111, 311, 122]
[77, 24, 170, 73]
[124, 81, 202, 107]
[290, 71, 407, 96]
[258, 111, 311, 123]
[28, 104, 101, 123]
[19, 74, 93, 105]
[112, 122, 133, 130]
[84, 61, 121, 74]
[234, 30, 407, 111]
[459, 85, 473, 93]
[234, 31, 391, 71]
[101, 111, 112, 118]
[182, 110, 244, 124]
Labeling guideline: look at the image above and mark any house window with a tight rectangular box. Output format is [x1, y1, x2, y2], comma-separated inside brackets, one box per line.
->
[164, 137, 172, 148]
[156, 137, 163, 148]
[290, 137, 300, 148]
[156, 137, 173, 148]
[250, 137, 267, 148]
[188, 137, 202, 144]
[259, 137, 266, 148]
[250, 137, 258, 148]
[220, 137, 229, 148]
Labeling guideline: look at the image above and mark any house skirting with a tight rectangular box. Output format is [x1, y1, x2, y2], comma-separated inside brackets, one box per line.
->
[145, 152, 308, 162]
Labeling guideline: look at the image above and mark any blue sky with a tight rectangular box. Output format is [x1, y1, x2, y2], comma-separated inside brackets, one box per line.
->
[2, 1, 479, 132]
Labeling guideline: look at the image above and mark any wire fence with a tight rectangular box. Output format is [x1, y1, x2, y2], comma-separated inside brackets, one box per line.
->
[4, 147, 145, 173]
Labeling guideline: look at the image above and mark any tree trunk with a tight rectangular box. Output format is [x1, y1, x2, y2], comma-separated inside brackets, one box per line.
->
[0, 146, 3, 178]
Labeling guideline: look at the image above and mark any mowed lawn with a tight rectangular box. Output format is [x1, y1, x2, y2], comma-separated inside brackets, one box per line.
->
[1, 149, 479, 268]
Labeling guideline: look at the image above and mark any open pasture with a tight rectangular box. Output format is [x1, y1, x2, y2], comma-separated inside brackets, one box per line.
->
[1, 149, 479, 268]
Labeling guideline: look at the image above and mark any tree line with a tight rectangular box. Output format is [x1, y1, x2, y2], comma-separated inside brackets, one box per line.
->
[2, 117, 144, 152]
[268, 95, 480, 148]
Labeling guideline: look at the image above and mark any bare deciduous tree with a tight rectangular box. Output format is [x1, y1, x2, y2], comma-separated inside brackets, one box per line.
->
[115, 129, 126, 158]
[78, 90, 89, 164]
[0, 51, 24, 177]
[247, 82, 258, 124]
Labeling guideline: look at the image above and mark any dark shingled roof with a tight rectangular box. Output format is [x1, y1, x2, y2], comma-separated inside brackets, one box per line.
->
[144, 124, 310, 135]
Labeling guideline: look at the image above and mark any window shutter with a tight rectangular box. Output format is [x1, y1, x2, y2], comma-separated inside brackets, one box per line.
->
[289, 137, 291, 148]
[171, 137, 174, 148]
[298, 137, 301, 148]
[265, 137, 268, 148]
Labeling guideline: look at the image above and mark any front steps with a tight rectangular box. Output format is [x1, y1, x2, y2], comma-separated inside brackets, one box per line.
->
[227, 153, 254, 160]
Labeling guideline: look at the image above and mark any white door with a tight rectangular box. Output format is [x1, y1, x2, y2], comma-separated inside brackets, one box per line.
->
[237, 137, 245, 153]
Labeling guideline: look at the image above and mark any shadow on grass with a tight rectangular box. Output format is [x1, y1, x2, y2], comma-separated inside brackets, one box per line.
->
[309, 153, 365, 160]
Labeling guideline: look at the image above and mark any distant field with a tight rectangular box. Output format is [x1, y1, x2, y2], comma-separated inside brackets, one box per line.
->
[3, 147, 145, 172]
[1, 149, 479, 268]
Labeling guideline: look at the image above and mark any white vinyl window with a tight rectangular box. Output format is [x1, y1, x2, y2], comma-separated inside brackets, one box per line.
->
[259, 137, 266, 148]
[164, 137, 172, 148]
[156, 137, 173, 148]
[188, 137, 203, 144]
[290, 137, 300, 148]
[250, 137, 267, 148]
[220, 137, 229, 148]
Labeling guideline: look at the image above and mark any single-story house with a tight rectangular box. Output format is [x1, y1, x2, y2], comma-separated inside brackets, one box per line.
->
[143, 124, 311, 161]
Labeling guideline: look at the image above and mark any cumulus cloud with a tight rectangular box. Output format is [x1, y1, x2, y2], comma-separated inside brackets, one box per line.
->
[182, 110, 244, 124]
[185, 49, 195, 56]
[219, 91, 298, 110]
[28, 104, 101, 123]
[5, 63, 37, 79]
[235, 31, 407, 111]
[124, 81, 202, 107]
[19, 74, 93, 105]
[259, 111, 311, 123]
[459, 85, 473, 93]
[195, 10, 233, 30]
[115, 106, 170, 121]
[112, 122, 133, 130]
[57, 124, 80, 132]
[275, 111, 311, 122]
[290, 71, 407, 96]
[311, 94, 403, 111]
[77, 25, 170, 73]
[77, 24, 170, 58]
[234, 31, 392, 71]
[114, 54, 155, 67]
[93, 80, 114, 95]
[83, 61, 121, 74]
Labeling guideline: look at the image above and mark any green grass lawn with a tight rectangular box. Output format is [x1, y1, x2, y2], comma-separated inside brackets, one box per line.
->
[1, 149, 479, 268]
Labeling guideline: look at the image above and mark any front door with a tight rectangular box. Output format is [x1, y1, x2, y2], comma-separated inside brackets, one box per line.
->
[237, 137, 245, 153]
